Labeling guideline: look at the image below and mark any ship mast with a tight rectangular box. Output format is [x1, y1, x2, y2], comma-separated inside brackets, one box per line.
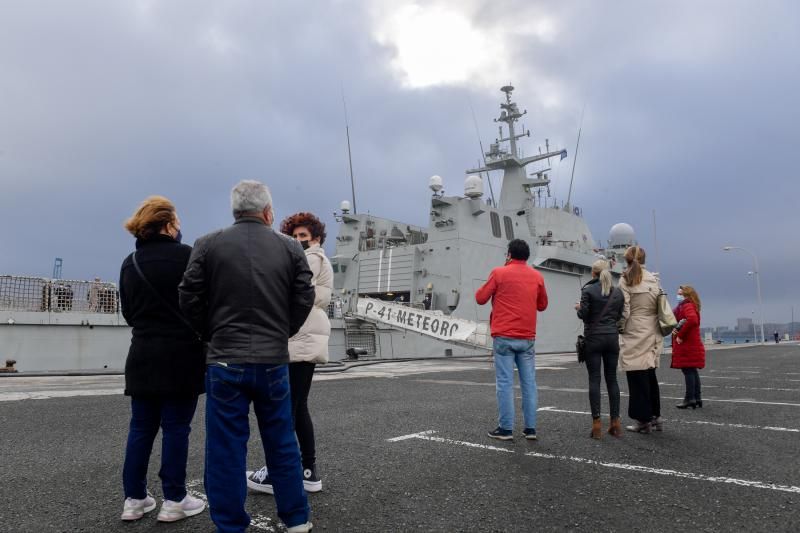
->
[466, 85, 566, 210]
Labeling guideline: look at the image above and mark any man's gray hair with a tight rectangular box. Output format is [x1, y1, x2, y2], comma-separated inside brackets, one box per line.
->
[231, 180, 272, 216]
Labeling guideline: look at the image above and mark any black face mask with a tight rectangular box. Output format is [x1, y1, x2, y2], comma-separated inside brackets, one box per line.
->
[175, 230, 183, 244]
[300, 240, 310, 250]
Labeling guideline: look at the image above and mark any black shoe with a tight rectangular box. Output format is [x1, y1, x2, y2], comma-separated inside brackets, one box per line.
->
[303, 464, 322, 493]
[696, 400, 703, 408]
[487, 427, 513, 441]
[246, 466, 273, 494]
[523, 428, 538, 441]
[675, 401, 697, 409]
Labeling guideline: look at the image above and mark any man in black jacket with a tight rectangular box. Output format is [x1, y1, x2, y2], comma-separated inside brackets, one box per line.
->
[179, 180, 314, 533]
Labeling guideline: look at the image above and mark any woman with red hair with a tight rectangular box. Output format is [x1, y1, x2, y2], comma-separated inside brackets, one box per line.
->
[671, 285, 706, 409]
[247, 212, 333, 494]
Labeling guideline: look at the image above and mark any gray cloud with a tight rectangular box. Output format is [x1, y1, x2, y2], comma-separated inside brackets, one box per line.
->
[1, 0, 798, 328]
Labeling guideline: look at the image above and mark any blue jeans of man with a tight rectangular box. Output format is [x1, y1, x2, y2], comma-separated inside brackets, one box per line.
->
[493, 336, 537, 430]
[205, 363, 309, 533]
[122, 395, 199, 501]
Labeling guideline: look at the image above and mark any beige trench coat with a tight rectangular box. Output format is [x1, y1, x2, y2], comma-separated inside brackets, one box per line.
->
[289, 244, 334, 364]
[619, 269, 663, 371]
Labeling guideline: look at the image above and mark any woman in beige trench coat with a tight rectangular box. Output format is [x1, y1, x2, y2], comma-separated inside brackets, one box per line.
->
[618, 246, 664, 433]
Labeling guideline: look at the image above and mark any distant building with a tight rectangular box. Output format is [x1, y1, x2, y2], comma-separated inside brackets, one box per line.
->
[736, 317, 753, 333]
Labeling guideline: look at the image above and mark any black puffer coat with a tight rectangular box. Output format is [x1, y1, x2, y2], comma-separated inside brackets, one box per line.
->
[577, 278, 624, 336]
[119, 234, 205, 398]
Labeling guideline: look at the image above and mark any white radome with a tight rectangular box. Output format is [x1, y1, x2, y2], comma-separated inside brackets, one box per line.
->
[464, 175, 483, 198]
[428, 175, 443, 193]
[609, 223, 636, 248]
[340, 200, 351, 213]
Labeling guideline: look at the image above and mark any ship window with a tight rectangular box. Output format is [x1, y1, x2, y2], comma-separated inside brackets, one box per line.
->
[490, 212, 501, 238]
[332, 264, 339, 273]
[503, 216, 514, 240]
[341, 265, 347, 273]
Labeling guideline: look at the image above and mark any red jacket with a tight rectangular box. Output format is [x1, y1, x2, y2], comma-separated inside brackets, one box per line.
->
[671, 301, 705, 369]
[475, 260, 548, 339]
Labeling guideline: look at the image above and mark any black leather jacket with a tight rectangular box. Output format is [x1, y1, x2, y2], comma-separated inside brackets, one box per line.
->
[179, 217, 314, 364]
[577, 278, 624, 336]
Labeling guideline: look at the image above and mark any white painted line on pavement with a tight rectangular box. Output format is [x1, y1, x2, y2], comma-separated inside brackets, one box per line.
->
[386, 430, 437, 442]
[185, 478, 280, 531]
[523, 451, 800, 494]
[708, 370, 761, 374]
[657, 383, 800, 393]
[0, 388, 123, 402]
[388, 431, 800, 494]
[391, 431, 515, 453]
[536, 407, 800, 433]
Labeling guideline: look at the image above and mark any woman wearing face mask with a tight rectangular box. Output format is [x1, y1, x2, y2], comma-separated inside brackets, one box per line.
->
[618, 245, 664, 434]
[247, 212, 334, 494]
[671, 285, 705, 409]
[118, 196, 206, 522]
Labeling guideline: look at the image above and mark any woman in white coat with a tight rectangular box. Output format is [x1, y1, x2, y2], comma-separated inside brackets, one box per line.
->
[618, 245, 664, 434]
[247, 212, 334, 494]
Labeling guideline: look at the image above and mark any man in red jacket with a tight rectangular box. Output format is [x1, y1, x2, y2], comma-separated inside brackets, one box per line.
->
[476, 239, 548, 441]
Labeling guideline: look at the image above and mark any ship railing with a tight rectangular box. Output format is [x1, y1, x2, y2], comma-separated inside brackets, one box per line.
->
[0, 275, 120, 314]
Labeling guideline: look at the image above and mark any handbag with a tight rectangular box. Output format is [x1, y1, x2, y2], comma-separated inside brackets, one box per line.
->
[132, 251, 204, 342]
[576, 288, 616, 363]
[656, 289, 678, 337]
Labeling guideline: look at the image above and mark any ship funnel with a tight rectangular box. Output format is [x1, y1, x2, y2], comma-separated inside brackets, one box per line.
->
[464, 175, 483, 198]
[340, 200, 351, 214]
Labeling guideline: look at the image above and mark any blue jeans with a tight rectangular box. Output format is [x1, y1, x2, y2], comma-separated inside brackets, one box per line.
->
[205, 363, 309, 533]
[122, 396, 198, 501]
[493, 336, 537, 430]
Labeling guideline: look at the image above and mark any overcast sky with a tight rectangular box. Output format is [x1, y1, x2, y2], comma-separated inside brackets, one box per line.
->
[1, 0, 798, 328]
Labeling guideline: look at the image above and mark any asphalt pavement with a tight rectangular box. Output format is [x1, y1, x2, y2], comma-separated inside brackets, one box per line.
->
[0, 344, 798, 532]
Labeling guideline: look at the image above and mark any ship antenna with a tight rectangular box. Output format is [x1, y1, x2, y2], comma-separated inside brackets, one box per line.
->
[565, 104, 586, 211]
[469, 97, 496, 207]
[342, 91, 358, 214]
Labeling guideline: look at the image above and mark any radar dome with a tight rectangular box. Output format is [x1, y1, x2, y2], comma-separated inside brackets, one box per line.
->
[464, 175, 483, 198]
[340, 200, 351, 213]
[429, 175, 443, 193]
[608, 223, 636, 249]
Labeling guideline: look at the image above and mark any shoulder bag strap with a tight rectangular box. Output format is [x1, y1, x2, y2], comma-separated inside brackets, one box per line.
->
[131, 251, 201, 340]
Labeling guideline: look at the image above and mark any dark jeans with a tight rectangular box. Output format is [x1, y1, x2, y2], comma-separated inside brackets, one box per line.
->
[681, 368, 702, 402]
[584, 335, 620, 418]
[205, 363, 308, 533]
[289, 362, 317, 469]
[122, 395, 198, 501]
[626, 368, 661, 423]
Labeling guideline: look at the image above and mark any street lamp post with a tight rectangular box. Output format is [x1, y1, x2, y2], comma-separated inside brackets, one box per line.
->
[723, 246, 765, 344]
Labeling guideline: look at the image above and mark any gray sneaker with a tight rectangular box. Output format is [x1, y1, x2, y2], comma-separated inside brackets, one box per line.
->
[156, 494, 205, 522]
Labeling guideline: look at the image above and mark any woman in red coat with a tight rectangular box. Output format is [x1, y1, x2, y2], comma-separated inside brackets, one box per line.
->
[671, 285, 706, 409]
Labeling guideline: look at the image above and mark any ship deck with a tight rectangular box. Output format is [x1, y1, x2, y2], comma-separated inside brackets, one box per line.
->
[1, 343, 798, 531]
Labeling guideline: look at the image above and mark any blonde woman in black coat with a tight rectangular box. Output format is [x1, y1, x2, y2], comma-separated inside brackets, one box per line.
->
[576, 260, 624, 439]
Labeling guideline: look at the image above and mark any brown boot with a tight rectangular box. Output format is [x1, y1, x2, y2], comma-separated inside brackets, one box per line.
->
[608, 417, 623, 437]
[590, 417, 602, 439]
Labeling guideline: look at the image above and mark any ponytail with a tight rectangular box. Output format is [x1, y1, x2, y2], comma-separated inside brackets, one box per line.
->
[623, 245, 645, 286]
[591, 259, 613, 296]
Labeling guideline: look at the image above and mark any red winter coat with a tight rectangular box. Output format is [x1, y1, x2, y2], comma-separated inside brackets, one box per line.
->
[670, 301, 705, 369]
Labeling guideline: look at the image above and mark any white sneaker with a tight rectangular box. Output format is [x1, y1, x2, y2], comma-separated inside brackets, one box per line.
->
[287, 521, 313, 533]
[157, 494, 206, 522]
[120, 495, 156, 521]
